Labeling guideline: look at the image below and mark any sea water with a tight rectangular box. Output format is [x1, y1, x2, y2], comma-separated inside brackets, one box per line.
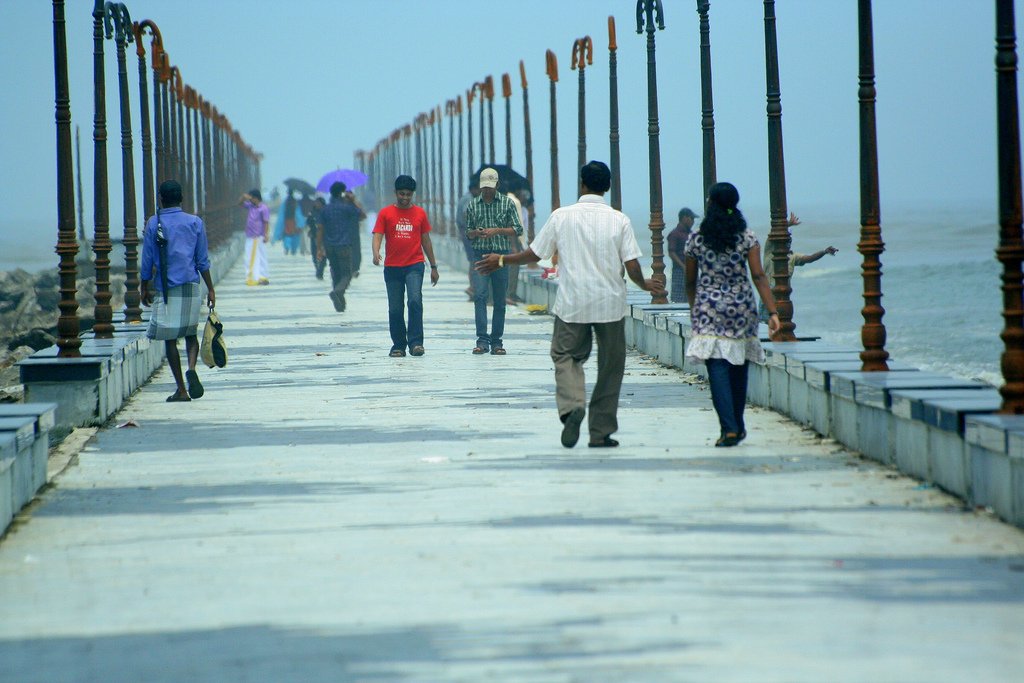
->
[0, 206, 1008, 386]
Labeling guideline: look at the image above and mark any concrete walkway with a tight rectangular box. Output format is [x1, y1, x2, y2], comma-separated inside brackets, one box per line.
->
[1, 245, 1023, 682]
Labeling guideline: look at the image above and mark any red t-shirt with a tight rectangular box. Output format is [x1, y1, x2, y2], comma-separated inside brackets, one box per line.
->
[372, 204, 432, 267]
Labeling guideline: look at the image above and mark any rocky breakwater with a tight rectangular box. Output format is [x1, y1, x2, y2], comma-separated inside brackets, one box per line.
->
[0, 267, 128, 398]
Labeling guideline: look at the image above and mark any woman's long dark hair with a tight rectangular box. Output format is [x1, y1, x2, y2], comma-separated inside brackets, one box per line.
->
[697, 182, 746, 253]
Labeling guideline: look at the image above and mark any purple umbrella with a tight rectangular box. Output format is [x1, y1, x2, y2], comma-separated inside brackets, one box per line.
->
[316, 169, 368, 193]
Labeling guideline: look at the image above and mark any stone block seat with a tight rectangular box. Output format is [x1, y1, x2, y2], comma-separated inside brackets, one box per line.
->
[0, 402, 57, 535]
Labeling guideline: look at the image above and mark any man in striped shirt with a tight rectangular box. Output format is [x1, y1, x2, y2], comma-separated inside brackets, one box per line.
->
[475, 161, 665, 448]
[465, 168, 523, 355]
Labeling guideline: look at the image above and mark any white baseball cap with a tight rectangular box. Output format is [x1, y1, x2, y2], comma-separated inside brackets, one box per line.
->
[479, 168, 499, 189]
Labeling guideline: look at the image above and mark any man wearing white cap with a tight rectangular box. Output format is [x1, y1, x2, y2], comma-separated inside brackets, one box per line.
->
[465, 167, 523, 355]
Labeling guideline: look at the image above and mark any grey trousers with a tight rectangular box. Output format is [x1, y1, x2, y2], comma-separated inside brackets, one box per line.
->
[550, 316, 626, 442]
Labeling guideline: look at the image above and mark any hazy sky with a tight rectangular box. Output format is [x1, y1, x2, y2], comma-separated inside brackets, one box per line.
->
[2, 0, 1022, 243]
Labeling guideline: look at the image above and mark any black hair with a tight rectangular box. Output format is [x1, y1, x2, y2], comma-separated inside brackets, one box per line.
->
[159, 180, 183, 206]
[580, 160, 611, 194]
[330, 181, 346, 198]
[697, 182, 746, 253]
[395, 175, 417, 192]
[249, 188, 262, 201]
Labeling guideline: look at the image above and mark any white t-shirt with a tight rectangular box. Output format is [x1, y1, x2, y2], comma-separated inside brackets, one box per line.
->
[530, 194, 643, 323]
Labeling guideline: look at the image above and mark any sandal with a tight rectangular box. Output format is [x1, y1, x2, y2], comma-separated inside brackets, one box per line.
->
[389, 349, 406, 358]
[185, 369, 204, 399]
[490, 347, 506, 355]
[588, 436, 619, 448]
[472, 346, 488, 355]
[715, 433, 740, 448]
[166, 391, 191, 402]
[410, 346, 425, 356]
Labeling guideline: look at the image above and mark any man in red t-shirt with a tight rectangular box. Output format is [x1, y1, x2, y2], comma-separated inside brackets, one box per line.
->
[372, 175, 440, 357]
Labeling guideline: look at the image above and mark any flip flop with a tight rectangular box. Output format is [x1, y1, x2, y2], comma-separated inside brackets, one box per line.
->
[588, 437, 619, 448]
[185, 369, 204, 399]
[472, 347, 488, 355]
[410, 346, 425, 356]
[166, 392, 191, 402]
[490, 347, 507, 355]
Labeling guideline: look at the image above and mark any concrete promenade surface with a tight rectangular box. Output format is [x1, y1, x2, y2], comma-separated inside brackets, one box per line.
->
[1, 246, 1024, 683]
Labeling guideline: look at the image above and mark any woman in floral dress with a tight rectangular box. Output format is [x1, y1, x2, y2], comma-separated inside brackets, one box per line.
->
[684, 182, 779, 447]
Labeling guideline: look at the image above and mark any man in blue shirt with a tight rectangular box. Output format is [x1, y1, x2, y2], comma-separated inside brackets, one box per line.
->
[316, 181, 366, 312]
[140, 180, 216, 402]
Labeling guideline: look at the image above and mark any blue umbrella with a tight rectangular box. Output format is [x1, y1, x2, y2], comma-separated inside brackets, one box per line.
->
[317, 168, 368, 193]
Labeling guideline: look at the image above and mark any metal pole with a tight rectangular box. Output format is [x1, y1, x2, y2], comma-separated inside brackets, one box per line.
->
[436, 105, 445, 235]
[132, 20, 159, 222]
[466, 87, 475, 173]
[75, 125, 86, 243]
[92, 0, 114, 337]
[502, 73, 513, 167]
[479, 81, 487, 165]
[457, 96, 464, 197]
[608, 17, 622, 211]
[572, 36, 593, 173]
[485, 75, 496, 164]
[53, 0, 81, 357]
[637, 0, 668, 303]
[520, 60, 536, 242]
[447, 99, 456, 228]
[857, 0, 889, 371]
[546, 49, 560, 211]
[763, 0, 795, 339]
[697, 0, 718, 199]
[108, 3, 142, 323]
[996, 0, 1024, 412]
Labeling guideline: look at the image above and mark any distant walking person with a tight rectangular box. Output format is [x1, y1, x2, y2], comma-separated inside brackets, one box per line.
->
[140, 180, 216, 402]
[466, 167, 523, 355]
[275, 190, 305, 255]
[476, 161, 664, 448]
[240, 189, 270, 286]
[684, 182, 779, 447]
[372, 175, 440, 357]
[456, 178, 482, 300]
[667, 207, 698, 303]
[317, 182, 366, 313]
[306, 196, 327, 279]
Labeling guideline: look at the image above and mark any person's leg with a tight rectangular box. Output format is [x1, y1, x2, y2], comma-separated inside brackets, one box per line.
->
[489, 259, 509, 350]
[729, 361, 750, 437]
[670, 263, 685, 303]
[405, 263, 425, 349]
[164, 339, 189, 400]
[245, 237, 259, 285]
[333, 246, 353, 308]
[550, 317, 591, 418]
[470, 251, 490, 350]
[184, 334, 204, 399]
[256, 240, 270, 283]
[325, 246, 345, 311]
[705, 359, 739, 438]
[351, 232, 362, 275]
[383, 267, 407, 353]
[588, 318, 627, 444]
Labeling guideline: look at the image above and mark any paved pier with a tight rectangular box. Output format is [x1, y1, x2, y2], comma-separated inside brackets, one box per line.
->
[1, 246, 1023, 682]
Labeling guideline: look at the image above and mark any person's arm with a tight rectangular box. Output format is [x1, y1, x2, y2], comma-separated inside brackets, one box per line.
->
[372, 232, 384, 266]
[349, 193, 367, 220]
[793, 246, 838, 266]
[475, 247, 541, 274]
[316, 221, 325, 258]
[669, 249, 686, 269]
[139, 218, 155, 306]
[624, 259, 666, 297]
[421, 234, 440, 286]
[465, 202, 481, 240]
[200, 269, 215, 309]
[748, 244, 780, 335]
[685, 256, 698, 308]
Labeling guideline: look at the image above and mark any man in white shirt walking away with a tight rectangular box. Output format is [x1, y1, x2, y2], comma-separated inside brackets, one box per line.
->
[476, 161, 665, 448]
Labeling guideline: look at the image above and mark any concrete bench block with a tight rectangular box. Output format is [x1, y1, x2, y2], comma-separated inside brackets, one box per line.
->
[0, 416, 38, 516]
[0, 434, 16, 532]
[748, 362, 770, 407]
[831, 394, 859, 452]
[856, 403, 894, 465]
[768, 366, 790, 414]
[969, 443, 1013, 520]
[930, 427, 969, 499]
[893, 417, 931, 480]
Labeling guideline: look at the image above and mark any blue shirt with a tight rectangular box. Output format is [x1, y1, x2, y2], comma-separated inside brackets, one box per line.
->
[140, 207, 210, 290]
[320, 197, 362, 248]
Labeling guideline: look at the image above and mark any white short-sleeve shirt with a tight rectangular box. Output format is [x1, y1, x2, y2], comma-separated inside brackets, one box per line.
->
[530, 194, 643, 323]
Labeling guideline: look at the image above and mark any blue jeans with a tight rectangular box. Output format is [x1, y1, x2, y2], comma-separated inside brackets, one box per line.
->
[469, 249, 509, 349]
[705, 359, 749, 436]
[383, 263, 424, 351]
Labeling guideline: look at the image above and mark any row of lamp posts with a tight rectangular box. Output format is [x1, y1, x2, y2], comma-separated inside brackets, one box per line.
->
[355, 0, 1024, 413]
[51, 0, 261, 358]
